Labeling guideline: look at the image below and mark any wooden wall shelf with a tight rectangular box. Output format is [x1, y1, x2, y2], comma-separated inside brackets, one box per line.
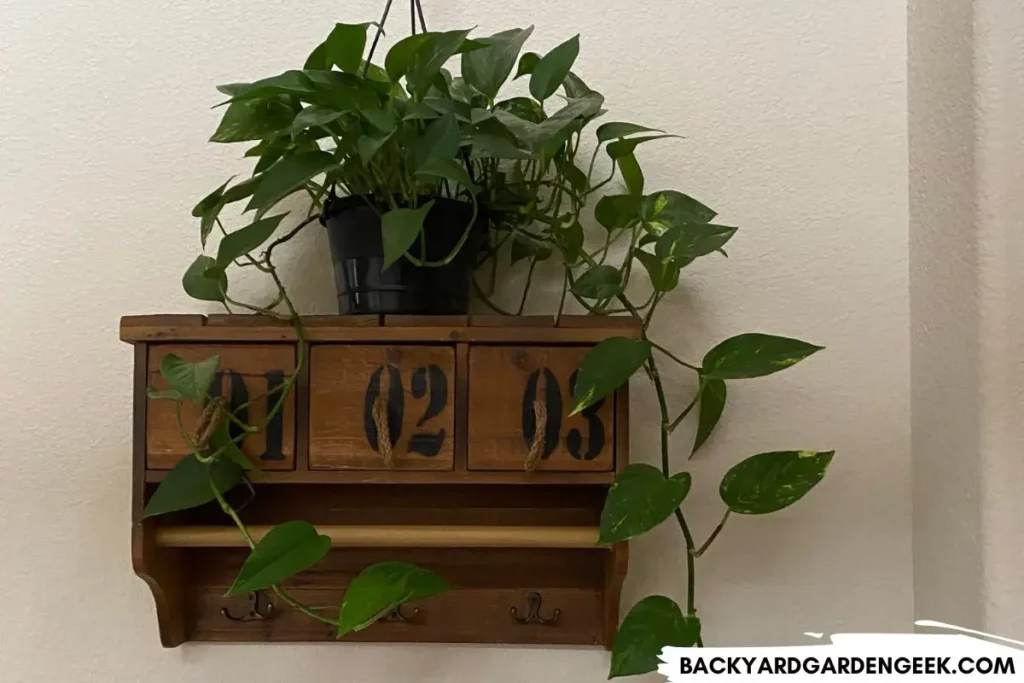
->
[122, 314, 637, 648]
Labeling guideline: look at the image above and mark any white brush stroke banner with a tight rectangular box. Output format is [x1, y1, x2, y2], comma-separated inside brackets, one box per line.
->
[658, 622, 1024, 681]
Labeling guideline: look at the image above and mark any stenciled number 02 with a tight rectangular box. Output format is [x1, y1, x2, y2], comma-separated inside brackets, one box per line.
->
[362, 364, 448, 457]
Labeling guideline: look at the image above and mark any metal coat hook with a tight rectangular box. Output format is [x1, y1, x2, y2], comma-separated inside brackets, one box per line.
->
[511, 592, 560, 626]
[381, 604, 422, 623]
[221, 591, 275, 622]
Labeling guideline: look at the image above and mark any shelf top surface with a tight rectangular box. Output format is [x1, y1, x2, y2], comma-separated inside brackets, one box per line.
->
[120, 314, 643, 344]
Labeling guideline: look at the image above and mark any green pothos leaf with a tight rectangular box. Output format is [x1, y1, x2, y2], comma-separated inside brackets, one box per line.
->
[702, 333, 824, 380]
[610, 596, 701, 678]
[182, 255, 227, 302]
[227, 521, 331, 596]
[569, 337, 651, 415]
[572, 265, 623, 299]
[143, 454, 243, 518]
[720, 450, 835, 515]
[599, 465, 691, 543]
[618, 152, 644, 195]
[159, 353, 220, 402]
[692, 378, 727, 455]
[337, 562, 450, 637]
[510, 234, 552, 264]
[381, 201, 434, 268]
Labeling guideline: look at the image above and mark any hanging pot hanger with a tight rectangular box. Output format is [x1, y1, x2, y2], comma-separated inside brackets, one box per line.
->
[364, 0, 429, 73]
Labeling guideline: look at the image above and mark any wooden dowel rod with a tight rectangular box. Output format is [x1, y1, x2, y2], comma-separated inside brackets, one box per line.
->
[154, 525, 603, 550]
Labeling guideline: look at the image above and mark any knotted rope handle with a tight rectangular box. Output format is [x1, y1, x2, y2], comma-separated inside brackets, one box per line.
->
[524, 397, 548, 472]
[372, 395, 395, 469]
[194, 396, 226, 450]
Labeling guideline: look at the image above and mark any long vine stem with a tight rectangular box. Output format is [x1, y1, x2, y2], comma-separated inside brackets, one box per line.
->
[171, 211, 342, 632]
[563, 248, 706, 640]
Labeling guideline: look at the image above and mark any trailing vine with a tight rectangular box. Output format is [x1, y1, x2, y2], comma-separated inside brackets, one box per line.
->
[143, 14, 835, 678]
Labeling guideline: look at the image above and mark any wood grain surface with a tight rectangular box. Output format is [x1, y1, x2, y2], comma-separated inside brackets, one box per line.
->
[309, 345, 455, 470]
[468, 346, 615, 471]
[146, 344, 295, 470]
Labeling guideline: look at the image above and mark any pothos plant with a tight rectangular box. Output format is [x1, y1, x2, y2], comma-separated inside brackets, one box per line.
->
[143, 14, 834, 678]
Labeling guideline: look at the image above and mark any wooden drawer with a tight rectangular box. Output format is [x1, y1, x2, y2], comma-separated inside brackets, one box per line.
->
[185, 547, 607, 646]
[146, 344, 296, 470]
[308, 345, 455, 470]
[468, 347, 615, 471]
[192, 586, 603, 645]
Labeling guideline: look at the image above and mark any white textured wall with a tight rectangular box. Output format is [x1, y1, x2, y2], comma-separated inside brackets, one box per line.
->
[973, 0, 1024, 638]
[909, 0, 1024, 638]
[0, 1, 911, 681]
[908, 0, 985, 630]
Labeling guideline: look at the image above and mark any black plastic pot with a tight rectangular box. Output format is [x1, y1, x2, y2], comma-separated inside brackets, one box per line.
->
[321, 195, 488, 315]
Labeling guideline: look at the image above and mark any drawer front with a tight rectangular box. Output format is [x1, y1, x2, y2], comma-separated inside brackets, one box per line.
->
[186, 547, 607, 645]
[309, 345, 455, 470]
[146, 345, 296, 470]
[192, 587, 603, 645]
[468, 347, 615, 471]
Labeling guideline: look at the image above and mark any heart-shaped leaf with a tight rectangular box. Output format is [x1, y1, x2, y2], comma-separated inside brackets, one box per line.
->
[692, 378, 727, 455]
[570, 337, 651, 415]
[561, 70, 592, 98]
[720, 450, 835, 514]
[607, 134, 679, 159]
[514, 51, 540, 79]
[415, 158, 478, 193]
[510, 234, 552, 264]
[290, 105, 345, 135]
[461, 27, 534, 101]
[182, 255, 227, 302]
[702, 333, 824, 380]
[210, 99, 295, 143]
[406, 29, 473, 97]
[599, 465, 692, 543]
[222, 174, 263, 205]
[216, 213, 288, 268]
[534, 92, 603, 152]
[595, 194, 643, 231]
[143, 454, 243, 518]
[610, 596, 701, 678]
[655, 224, 737, 263]
[557, 157, 588, 194]
[530, 35, 580, 101]
[381, 201, 434, 269]
[632, 249, 681, 293]
[223, 70, 315, 103]
[385, 34, 431, 81]
[360, 106, 398, 133]
[596, 121, 665, 143]
[572, 265, 623, 299]
[357, 133, 393, 165]
[303, 40, 330, 70]
[193, 177, 234, 248]
[192, 177, 233, 219]
[410, 114, 460, 170]
[618, 153, 644, 195]
[321, 23, 369, 73]
[159, 353, 220, 402]
[227, 521, 331, 596]
[245, 151, 336, 214]
[641, 190, 716, 235]
[555, 220, 585, 265]
[468, 130, 531, 159]
[337, 562, 450, 636]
